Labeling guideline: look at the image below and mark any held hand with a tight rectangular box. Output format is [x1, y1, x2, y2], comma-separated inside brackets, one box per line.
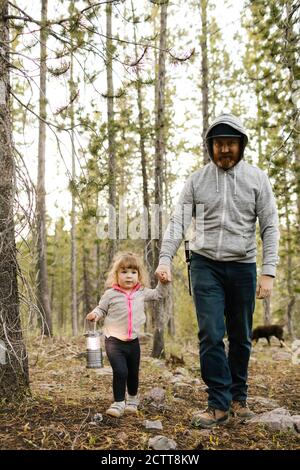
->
[155, 264, 172, 283]
[256, 275, 274, 299]
[86, 312, 97, 322]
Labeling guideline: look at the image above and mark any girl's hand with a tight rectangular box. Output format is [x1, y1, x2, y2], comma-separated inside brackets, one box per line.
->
[86, 312, 97, 322]
[155, 264, 171, 283]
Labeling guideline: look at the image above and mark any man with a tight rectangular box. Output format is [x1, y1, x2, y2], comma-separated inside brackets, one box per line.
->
[155, 113, 279, 429]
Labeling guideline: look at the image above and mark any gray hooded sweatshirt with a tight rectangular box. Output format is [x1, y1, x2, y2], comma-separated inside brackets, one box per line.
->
[159, 113, 279, 276]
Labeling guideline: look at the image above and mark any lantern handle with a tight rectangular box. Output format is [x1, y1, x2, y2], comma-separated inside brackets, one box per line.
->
[84, 318, 97, 334]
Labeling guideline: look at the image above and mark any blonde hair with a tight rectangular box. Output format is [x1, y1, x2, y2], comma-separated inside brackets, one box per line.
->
[105, 252, 149, 288]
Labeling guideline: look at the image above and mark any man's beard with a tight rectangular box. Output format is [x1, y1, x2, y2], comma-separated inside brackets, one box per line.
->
[217, 156, 235, 169]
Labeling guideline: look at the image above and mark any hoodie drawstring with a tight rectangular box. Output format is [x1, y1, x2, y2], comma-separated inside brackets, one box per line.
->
[216, 167, 219, 193]
[234, 166, 237, 195]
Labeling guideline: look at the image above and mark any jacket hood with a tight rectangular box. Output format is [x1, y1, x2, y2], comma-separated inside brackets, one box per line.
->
[205, 113, 249, 161]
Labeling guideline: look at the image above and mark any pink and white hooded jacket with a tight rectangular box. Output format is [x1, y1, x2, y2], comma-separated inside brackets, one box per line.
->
[92, 282, 169, 341]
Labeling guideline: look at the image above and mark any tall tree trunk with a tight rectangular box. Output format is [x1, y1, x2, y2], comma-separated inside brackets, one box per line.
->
[200, 0, 209, 165]
[166, 283, 175, 336]
[286, 1, 300, 232]
[96, 241, 101, 303]
[131, 3, 153, 334]
[0, 0, 29, 398]
[257, 91, 271, 326]
[95, 197, 102, 303]
[83, 250, 92, 317]
[152, 1, 168, 358]
[36, 0, 52, 336]
[59, 261, 65, 332]
[131, 0, 153, 277]
[70, 48, 78, 336]
[106, 3, 117, 268]
[283, 169, 295, 338]
[263, 298, 272, 325]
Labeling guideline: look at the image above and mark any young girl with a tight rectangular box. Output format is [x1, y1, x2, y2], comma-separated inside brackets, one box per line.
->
[86, 252, 169, 418]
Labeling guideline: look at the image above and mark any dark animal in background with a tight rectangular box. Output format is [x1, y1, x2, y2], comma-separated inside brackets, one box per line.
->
[252, 324, 285, 347]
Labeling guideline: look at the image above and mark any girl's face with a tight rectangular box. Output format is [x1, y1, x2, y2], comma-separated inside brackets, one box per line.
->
[117, 267, 139, 290]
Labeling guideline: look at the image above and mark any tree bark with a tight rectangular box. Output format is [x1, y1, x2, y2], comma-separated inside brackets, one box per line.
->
[106, 3, 117, 268]
[286, 1, 300, 233]
[36, 0, 52, 336]
[166, 283, 175, 336]
[131, 0, 153, 277]
[263, 297, 272, 325]
[200, 0, 209, 165]
[283, 168, 295, 338]
[83, 250, 92, 318]
[152, 1, 168, 358]
[70, 46, 78, 336]
[0, 0, 29, 398]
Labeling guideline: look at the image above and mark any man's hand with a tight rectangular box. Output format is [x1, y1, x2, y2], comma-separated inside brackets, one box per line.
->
[155, 264, 172, 283]
[256, 275, 274, 299]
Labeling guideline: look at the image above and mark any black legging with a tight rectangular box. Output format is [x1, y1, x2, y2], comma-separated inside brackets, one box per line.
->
[105, 336, 140, 402]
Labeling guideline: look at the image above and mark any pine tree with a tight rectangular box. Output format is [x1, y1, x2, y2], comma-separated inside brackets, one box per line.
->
[0, 0, 29, 398]
[36, 0, 52, 335]
[243, 0, 299, 334]
[152, 0, 169, 358]
[106, 2, 117, 267]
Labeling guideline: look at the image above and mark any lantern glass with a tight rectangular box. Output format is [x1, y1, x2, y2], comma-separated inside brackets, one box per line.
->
[87, 334, 100, 350]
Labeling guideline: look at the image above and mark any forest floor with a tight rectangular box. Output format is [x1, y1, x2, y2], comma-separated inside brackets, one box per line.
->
[1, 335, 300, 451]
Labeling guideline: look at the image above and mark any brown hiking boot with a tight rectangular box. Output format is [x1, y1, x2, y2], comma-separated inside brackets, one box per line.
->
[230, 400, 255, 418]
[191, 407, 229, 429]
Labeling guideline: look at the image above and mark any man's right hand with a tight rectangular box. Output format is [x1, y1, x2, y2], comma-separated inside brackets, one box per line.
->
[86, 312, 97, 322]
[155, 264, 172, 283]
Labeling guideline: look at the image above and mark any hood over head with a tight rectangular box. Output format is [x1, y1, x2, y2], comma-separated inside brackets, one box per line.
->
[205, 113, 249, 161]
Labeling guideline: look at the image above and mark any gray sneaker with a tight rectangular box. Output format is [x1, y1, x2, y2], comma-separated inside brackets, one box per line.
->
[125, 395, 139, 414]
[106, 401, 125, 418]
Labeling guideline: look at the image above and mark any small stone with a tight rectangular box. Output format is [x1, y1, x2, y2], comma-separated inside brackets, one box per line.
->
[92, 413, 103, 423]
[145, 387, 165, 403]
[148, 435, 177, 450]
[144, 420, 163, 431]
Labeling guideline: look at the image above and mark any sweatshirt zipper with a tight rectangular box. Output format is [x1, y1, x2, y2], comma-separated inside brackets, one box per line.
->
[216, 172, 227, 259]
[112, 283, 141, 340]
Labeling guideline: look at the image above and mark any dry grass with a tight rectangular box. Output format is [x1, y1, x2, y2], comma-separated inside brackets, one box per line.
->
[1, 336, 299, 450]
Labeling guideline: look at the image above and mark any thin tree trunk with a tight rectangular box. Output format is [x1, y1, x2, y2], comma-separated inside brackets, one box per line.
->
[200, 0, 209, 164]
[130, 0, 153, 287]
[106, 3, 117, 268]
[70, 48, 78, 336]
[286, 1, 300, 232]
[36, 0, 52, 336]
[96, 242, 101, 303]
[166, 283, 175, 336]
[0, 0, 29, 397]
[152, 1, 168, 358]
[59, 262, 65, 332]
[131, 0, 156, 331]
[263, 298, 272, 325]
[257, 91, 271, 326]
[50, 272, 54, 312]
[83, 250, 92, 316]
[95, 197, 102, 302]
[283, 169, 295, 338]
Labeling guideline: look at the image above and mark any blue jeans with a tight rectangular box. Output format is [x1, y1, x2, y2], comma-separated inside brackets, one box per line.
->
[190, 252, 256, 411]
